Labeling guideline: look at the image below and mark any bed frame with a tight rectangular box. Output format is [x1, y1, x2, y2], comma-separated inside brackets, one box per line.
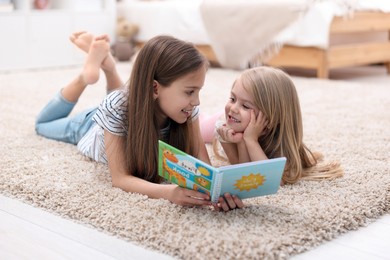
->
[196, 12, 390, 79]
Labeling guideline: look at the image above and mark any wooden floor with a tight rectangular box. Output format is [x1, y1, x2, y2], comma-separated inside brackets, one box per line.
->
[0, 195, 170, 260]
[1, 194, 389, 259]
[1, 65, 389, 259]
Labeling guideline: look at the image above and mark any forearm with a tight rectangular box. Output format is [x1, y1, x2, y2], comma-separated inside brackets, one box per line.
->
[105, 131, 210, 205]
[245, 139, 268, 161]
[111, 172, 211, 207]
[237, 141, 250, 163]
[112, 174, 171, 200]
[221, 142, 239, 164]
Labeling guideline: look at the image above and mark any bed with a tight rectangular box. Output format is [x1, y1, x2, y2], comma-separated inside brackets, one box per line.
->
[117, 0, 390, 78]
[266, 11, 390, 78]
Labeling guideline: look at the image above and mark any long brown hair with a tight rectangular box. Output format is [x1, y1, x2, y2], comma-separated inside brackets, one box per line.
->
[241, 66, 343, 184]
[125, 35, 207, 183]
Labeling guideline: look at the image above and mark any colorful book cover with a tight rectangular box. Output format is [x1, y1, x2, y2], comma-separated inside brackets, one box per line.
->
[158, 140, 286, 203]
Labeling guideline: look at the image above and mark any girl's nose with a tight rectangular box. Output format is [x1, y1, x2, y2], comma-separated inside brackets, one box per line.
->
[191, 95, 200, 106]
[230, 103, 239, 113]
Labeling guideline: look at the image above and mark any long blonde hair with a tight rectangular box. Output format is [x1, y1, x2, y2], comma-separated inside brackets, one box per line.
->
[235, 66, 342, 184]
[126, 36, 208, 183]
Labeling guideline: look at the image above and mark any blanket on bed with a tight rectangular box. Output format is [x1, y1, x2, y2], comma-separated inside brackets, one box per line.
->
[200, 0, 306, 69]
[200, 0, 390, 69]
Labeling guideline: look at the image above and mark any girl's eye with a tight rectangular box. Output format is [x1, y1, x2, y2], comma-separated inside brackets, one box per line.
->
[229, 97, 235, 102]
[243, 104, 251, 109]
[186, 91, 194, 96]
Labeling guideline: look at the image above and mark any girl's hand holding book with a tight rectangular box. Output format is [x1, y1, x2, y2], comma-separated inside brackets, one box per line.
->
[166, 184, 212, 207]
[213, 193, 245, 212]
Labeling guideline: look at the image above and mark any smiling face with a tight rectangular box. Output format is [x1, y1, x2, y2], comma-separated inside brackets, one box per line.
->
[156, 65, 206, 125]
[224, 76, 259, 133]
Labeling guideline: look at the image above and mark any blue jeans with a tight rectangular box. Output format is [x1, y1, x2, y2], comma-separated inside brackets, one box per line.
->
[35, 91, 97, 145]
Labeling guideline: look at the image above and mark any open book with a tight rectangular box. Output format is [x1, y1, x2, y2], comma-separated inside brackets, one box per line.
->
[158, 140, 287, 203]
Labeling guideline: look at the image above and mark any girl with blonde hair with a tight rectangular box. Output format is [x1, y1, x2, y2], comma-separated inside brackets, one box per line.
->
[202, 66, 343, 185]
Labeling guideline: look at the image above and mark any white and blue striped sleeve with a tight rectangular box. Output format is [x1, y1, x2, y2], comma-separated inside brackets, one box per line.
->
[93, 90, 128, 136]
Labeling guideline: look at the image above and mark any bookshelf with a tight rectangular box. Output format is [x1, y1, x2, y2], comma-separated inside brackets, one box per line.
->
[0, 0, 116, 71]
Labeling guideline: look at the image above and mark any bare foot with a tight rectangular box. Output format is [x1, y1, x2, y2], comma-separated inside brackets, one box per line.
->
[81, 38, 110, 84]
[70, 31, 93, 53]
[93, 34, 116, 72]
[70, 31, 115, 72]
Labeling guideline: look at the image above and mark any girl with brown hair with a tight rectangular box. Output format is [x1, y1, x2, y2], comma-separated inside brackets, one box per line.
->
[36, 32, 242, 211]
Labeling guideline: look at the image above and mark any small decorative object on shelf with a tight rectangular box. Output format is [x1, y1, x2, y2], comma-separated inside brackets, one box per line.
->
[111, 17, 139, 61]
[33, 0, 50, 9]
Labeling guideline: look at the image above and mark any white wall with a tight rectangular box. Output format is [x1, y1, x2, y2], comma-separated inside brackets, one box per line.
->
[0, 0, 116, 71]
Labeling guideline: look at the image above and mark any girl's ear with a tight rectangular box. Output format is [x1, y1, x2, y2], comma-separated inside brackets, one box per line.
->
[153, 80, 159, 100]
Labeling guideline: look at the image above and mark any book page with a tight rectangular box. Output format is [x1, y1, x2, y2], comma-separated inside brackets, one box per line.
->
[218, 158, 286, 199]
[158, 141, 219, 197]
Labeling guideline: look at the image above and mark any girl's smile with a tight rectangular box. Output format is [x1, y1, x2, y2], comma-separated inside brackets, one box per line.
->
[156, 65, 206, 125]
[181, 108, 193, 117]
[227, 114, 241, 124]
[224, 77, 258, 133]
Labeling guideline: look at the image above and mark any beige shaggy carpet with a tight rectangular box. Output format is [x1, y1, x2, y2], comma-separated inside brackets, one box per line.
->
[0, 63, 389, 259]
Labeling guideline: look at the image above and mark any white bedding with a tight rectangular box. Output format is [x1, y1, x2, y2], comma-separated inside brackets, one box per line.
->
[276, 0, 390, 48]
[118, 0, 390, 68]
[117, 0, 210, 44]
